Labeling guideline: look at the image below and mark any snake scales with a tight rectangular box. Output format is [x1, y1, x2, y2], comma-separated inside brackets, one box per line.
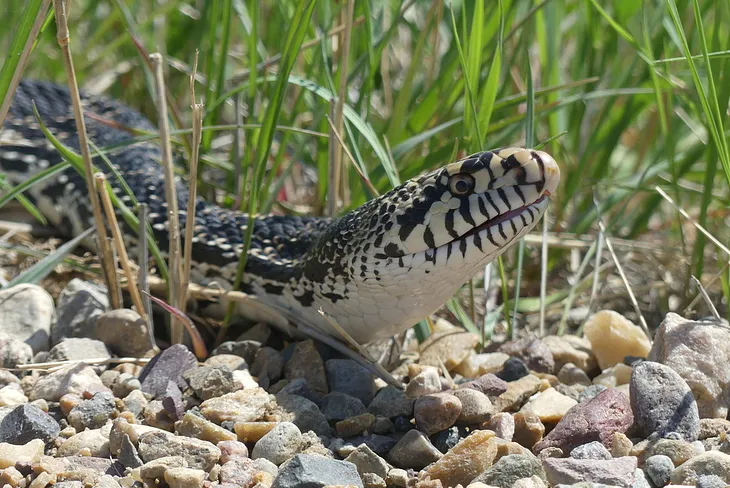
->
[0, 80, 560, 343]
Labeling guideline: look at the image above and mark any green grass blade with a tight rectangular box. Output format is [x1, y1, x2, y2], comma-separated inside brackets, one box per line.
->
[0, 161, 70, 210]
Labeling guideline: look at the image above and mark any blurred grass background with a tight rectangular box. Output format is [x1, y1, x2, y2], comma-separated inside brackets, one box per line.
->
[1, 0, 728, 337]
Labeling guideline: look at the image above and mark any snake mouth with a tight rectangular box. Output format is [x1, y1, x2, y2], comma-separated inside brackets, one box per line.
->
[449, 193, 549, 245]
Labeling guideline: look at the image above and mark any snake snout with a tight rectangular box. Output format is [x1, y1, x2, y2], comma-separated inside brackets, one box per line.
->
[532, 149, 560, 197]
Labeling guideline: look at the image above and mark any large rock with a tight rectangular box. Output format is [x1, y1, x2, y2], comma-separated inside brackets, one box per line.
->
[670, 451, 730, 485]
[272, 454, 363, 488]
[583, 310, 651, 370]
[0, 284, 54, 353]
[533, 388, 633, 455]
[649, 313, 730, 418]
[0, 404, 60, 445]
[630, 361, 699, 441]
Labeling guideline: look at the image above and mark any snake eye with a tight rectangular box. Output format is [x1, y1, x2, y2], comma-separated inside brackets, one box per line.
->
[448, 174, 475, 196]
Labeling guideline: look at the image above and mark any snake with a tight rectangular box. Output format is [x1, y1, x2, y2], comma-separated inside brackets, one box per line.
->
[0, 80, 560, 344]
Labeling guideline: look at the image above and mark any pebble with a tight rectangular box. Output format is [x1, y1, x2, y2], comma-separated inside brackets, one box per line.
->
[184, 366, 239, 401]
[387, 429, 443, 469]
[176, 411, 237, 444]
[487, 412, 515, 441]
[344, 444, 389, 479]
[164, 467, 206, 488]
[118, 434, 143, 468]
[496, 357, 531, 382]
[139, 455, 187, 481]
[94, 309, 156, 357]
[137, 430, 221, 471]
[30, 363, 108, 402]
[67, 391, 116, 431]
[283, 340, 328, 394]
[697, 474, 730, 488]
[321, 391, 367, 422]
[578, 384, 608, 403]
[534, 388, 633, 455]
[570, 441, 612, 460]
[233, 421, 279, 443]
[251, 346, 285, 386]
[499, 338, 555, 373]
[542, 456, 638, 487]
[0, 284, 54, 353]
[0, 338, 33, 369]
[362, 472, 387, 488]
[414, 392, 462, 435]
[211, 340, 261, 366]
[271, 454, 363, 488]
[630, 361, 700, 441]
[57, 428, 110, 457]
[644, 454, 674, 487]
[0, 403, 60, 444]
[583, 310, 651, 370]
[199, 387, 271, 423]
[205, 353, 247, 371]
[460, 373, 509, 397]
[422, 430, 504, 486]
[336, 412, 375, 437]
[0, 439, 44, 468]
[0, 384, 27, 407]
[512, 475, 548, 488]
[520, 387, 577, 426]
[452, 388, 493, 424]
[217, 439, 249, 463]
[453, 351, 509, 378]
[649, 313, 730, 418]
[251, 422, 303, 466]
[274, 393, 333, 436]
[472, 454, 546, 488]
[593, 363, 633, 388]
[368, 386, 414, 419]
[493, 374, 542, 412]
[557, 363, 592, 386]
[542, 335, 598, 374]
[670, 451, 730, 485]
[406, 369, 443, 398]
[53, 279, 109, 345]
[513, 412, 545, 448]
[326, 359, 377, 405]
[419, 330, 479, 370]
[139, 344, 198, 399]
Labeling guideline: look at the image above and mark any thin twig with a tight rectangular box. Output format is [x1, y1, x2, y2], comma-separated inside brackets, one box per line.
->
[586, 230, 605, 318]
[690, 275, 722, 321]
[150, 52, 184, 344]
[94, 173, 147, 319]
[324, 114, 379, 195]
[137, 203, 154, 340]
[539, 209, 549, 336]
[53, 0, 121, 308]
[11, 356, 152, 372]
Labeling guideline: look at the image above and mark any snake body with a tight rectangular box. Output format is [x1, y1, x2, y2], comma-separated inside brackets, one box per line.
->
[0, 80, 560, 343]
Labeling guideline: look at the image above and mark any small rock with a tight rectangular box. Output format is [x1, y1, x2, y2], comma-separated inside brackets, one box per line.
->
[200, 387, 271, 423]
[162, 381, 185, 420]
[533, 388, 633, 455]
[57, 428, 110, 457]
[362, 472, 387, 488]
[578, 384, 608, 403]
[326, 359, 377, 405]
[0, 403, 59, 444]
[251, 347, 285, 386]
[251, 422, 302, 466]
[139, 344, 198, 399]
[36, 455, 122, 482]
[542, 456, 638, 487]
[643, 438, 700, 468]
[369, 386, 414, 418]
[583, 310, 651, 370]
[321, 392, 367, 422]
[218, 440, 249, 463]
[139, 455, 188, 480]
[233, 422, 279, 443]
[118, 434, 143, 468]
[271, 454, 363, 488]
[513, 412, 545, 449]
[697, 474, 730, 488]
[386, 468, 409, 487]
[649, 313, 730, 418]
[700, 418, 730, 440]
[205, 353, 247, 371]
[570, 441, 611, 460]
[487, 412, 515, 441]
[612, 432, 633, 458]
[274, 393, 333, 436]
[494, 374, 542, 412]
[630, 361, 700, 441]
[557, 363, 592, 386]
[211, 340, 261, 365]
[94, 309, 155, 357]
[336, 413, 376, 437]
[414, 392, 462, 435]
[122, 389, 148, 417]
[453, 388, 493, 424]
[406, 369, 442, 398]
[670, 451, 730, 485]
[497, 357, 530, 382]
[472, 454, 547, 488]
[499, 338, 555, 373]
[0, 439, 44, 468]
[460, 373, 509, 398]
[176, 411, 237, 444]
[164, 467, 206, 488]
[419, 331, 479, 371]
[453, 351, 509, 378]
[0, 338, 33, 369]
[67, 391, 116, 431]
[372, 415, 394, 434]
[184, 366, 239, 401]
[520, 388, 577, 427]
[431, 426, 462, 453]
[593, 363, 633, 388]
[0, 284, 54, 353]
[29, 363, 107, 402]
[284, 340, 328, 394]
[542, 335, 598, 374]
[512, 475, 548, 488]
[345, 444, 389, 479]
[387, 429, 443, 469]
[138, 430, 221, 471]
[0, 384, 27, 407]
[644, 454, 674, 487]
[53, 279, 108, 345]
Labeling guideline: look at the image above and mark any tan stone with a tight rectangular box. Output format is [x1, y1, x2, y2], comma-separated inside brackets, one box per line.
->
[593, 363, 633, 388]
[542, 335, 597, 373]
[176, 411, 237, 444]
[0, 439, 44, 469]
[583, 310, 651, 370]
[670, 451, 730, 485]
[233, 422, 279, 442]
[520, 387, 577, 426]
[611, 432, 632, 458]
[419, 331, 479, 371]
[513, 412, 545, 448]
[454, 352, 510, 378]
[494, 374, 542, 412]
[164, 467, 206, 488]
[199, 388, 272, 423]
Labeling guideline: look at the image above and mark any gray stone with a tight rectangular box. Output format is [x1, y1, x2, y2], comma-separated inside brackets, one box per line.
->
[320, 392, 367, 422]
[139, 344, 198, 399]
[0, 338, 33, 369]
[459, 373, 509, 398]
[251, 347, 284, 386]
[67, 391, 116, 431]
[570, 441, 612, 460]
[632, 468, 651, 488]
[369, 386, 414, 418]
[644, 455, 673, 487]
[118, 434, 143, 468]
[697, 474, 730, 488]
[387, 429, 442, 469]
[274, 393, 333, 437]
[94, 309, 155, 357]
[452, 388, 493, 424]
[578, 384, 608, 403]
[28, 363, 107, 402]
[0, 403, 60, 444]
[138, 430, 221, 471]
[211, 340, 261, 366]
[344, 444, 389, 479]
[543, 457, 638, 488]
[630, 361, 700, 441]
[284, 340, 328, 395]
[162, 381, 185, 420]
[184, 366, 239, 401]
[326, 359, 377, 405]
[499, 338, 555, 373]
[57, 429, 110, 457]
[272, 454, 363, 488]
[0, 284, 54, 353]
[473, 454, 547, 488]
[47, 338, 111, 370]
[53, 279, 108, 345]
[251, 422, 303, 466]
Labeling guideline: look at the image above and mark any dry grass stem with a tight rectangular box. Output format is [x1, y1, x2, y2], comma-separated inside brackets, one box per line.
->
[324, 114, 379, 195]
[0, 0, 52, 127]
[539, 208, 549, 336]
[690, 275, 722, 321]
[11, 356, 152, 373]
[587, 230, 605, 317]
[53, 0, 121, 308]
[136, 203, 154, 339]
[150, 52, 184, 344]
[94, 173, 147, 320]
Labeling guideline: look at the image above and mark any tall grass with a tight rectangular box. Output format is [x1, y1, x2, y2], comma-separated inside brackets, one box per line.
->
[1, 0, 728, 332]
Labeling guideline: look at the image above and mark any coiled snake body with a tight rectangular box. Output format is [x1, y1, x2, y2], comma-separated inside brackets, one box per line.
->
[0, 80, 560, 343]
